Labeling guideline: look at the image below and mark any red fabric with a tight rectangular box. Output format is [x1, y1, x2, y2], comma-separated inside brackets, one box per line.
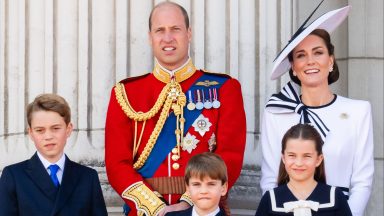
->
[105, 70, 246, 215]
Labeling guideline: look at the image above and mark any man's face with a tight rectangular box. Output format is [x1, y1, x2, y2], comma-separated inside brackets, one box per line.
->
[149, 4, 191, 70]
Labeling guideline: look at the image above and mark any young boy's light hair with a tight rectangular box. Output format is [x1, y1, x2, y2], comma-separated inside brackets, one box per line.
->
[185, 152, 228, 185]
[26, 93, 71, 126]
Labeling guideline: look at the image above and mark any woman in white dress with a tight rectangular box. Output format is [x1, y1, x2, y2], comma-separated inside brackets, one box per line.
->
[260, 5, 374, 216]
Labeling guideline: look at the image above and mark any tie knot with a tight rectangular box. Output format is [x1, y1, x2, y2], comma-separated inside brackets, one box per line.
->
[48, 164, 60, 175]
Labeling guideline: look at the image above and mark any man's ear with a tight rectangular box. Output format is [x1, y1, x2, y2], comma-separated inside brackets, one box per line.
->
[148, 31, 153, 47]
[187, 27, 192, 42]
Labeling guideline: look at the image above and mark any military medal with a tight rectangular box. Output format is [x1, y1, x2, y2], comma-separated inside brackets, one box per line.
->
[182, 133, 199, 153]
[208, 133, 217, 152]
[192, 114, 212, 136]
[212, 88, 221, 108]
[204, 89, 213, 109]
[195, 89, 204, 110]
[187, 90, 196, 110]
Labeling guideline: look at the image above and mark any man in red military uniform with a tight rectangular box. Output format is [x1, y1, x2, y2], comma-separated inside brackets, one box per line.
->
[105, 2, 246, 215]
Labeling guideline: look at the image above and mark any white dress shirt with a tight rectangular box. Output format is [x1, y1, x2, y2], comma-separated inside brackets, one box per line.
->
[192, 206, 220, 216]
[37, 152, 66, 184]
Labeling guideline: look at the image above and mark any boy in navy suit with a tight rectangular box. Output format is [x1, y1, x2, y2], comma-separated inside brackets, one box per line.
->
[0, 93, 108, 216]
[165, 152, 228, 216]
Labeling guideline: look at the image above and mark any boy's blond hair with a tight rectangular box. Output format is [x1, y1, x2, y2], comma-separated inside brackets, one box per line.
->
[185, 152, 228, 185]
[26, 93, 71, 126]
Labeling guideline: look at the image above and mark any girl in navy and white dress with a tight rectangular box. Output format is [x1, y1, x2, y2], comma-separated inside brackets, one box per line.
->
[256, 124, 352, 216]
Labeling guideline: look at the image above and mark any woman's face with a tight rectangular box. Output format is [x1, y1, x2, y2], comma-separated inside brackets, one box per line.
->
[291, 34, 334, 88]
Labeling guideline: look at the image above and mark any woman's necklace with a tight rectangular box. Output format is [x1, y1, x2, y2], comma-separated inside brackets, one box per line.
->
[287, 181, 317, 200]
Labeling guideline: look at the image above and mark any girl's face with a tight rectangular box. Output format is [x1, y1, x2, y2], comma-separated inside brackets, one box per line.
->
[291, 34, 334, 88]
[282, 138, 323, 183]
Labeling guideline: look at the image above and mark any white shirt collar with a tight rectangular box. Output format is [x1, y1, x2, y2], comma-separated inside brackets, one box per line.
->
[37, 151, 66, 171]
[192, 206, 220, 216]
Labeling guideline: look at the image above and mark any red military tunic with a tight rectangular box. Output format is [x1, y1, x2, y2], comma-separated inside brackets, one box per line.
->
[105, 59, 246, 215]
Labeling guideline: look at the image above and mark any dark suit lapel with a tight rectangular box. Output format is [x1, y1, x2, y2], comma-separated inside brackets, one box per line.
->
[25, 153, 59, 202]
[216, 208, 226, 216]
[51, 156, 81, 215]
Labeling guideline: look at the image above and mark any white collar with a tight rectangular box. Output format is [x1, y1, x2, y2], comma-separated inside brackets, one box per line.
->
[37, 151, 66, 171]
[192, 206, 220, 216]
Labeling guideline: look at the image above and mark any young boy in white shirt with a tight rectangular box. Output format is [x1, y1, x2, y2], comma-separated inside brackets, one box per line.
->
[0, 93, 107, 216]
[165, 152, 229, 216]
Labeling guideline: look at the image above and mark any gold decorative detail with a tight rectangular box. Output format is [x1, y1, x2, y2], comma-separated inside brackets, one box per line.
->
[171, 154, 180, 161]
[195, 80, 219, 87]
[180, 192, 194, 206]
[172, 148, 178, 154]
[172, 163, 180, 170]
[122, 182, 166, 216]
[115, 78, 186, 170]
[115, 82, 169, 121]
[153, 58, 196, 83]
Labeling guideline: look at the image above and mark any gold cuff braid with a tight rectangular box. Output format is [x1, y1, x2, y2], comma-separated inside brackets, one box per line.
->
[180, 192, 194, 206]
[122, 182, 166, 216]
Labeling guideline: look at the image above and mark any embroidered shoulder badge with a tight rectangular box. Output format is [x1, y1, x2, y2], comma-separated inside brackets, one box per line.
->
[195, 80, 219, 87]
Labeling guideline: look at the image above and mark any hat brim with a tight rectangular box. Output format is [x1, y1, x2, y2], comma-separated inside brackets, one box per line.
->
[270, 5, 351, 80]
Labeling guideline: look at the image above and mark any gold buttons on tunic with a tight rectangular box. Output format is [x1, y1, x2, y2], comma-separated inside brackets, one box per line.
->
[172, 163, 180, 170]
[171, 154, 179, 161]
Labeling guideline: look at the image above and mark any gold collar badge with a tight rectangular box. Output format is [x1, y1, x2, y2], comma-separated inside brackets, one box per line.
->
[153, 58, 196, 83]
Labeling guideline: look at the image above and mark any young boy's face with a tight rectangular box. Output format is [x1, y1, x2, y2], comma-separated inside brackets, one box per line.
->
[186, 176, 228, 215]
[28, 110, 73, 163]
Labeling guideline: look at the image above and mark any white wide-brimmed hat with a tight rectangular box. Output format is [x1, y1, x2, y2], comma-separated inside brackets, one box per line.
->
[270, 4, 351, 80]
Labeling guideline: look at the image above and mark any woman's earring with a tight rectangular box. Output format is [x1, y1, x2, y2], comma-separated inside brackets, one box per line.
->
[293, 71, 297, 76]
[329, 66, 334, 72]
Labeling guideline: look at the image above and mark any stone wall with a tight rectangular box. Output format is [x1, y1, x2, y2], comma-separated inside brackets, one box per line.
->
[0, 0, 382, 215]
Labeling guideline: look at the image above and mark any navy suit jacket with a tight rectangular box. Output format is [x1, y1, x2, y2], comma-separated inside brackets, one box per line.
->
[0, 153, 108, 216]
[165, 206, 226, 216]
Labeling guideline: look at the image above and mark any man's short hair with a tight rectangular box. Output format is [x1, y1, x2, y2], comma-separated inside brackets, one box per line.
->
[148, 2, 190, 31]
[26, 93, 71, 126]
[185, 152, 228, 185]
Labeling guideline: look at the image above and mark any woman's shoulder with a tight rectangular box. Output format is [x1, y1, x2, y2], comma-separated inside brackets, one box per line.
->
[334, 95, 372, 114]
[336, 95, 371, 107]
